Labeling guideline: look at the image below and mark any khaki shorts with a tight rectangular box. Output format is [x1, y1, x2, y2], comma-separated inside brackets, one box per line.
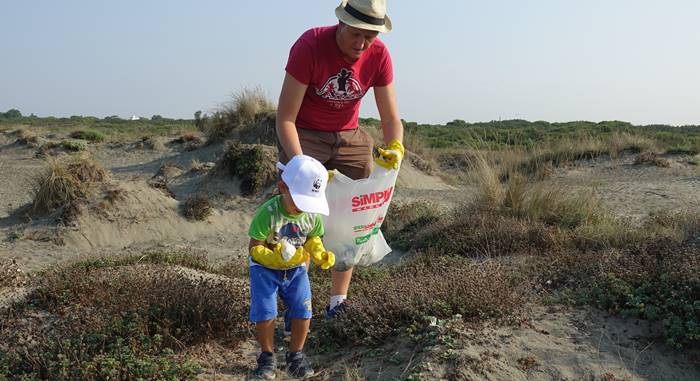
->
[279, 128, 374, 180]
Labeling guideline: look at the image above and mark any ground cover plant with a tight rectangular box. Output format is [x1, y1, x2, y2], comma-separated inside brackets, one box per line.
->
[311, 253, 526, 347]
[0, 251, 248, 380]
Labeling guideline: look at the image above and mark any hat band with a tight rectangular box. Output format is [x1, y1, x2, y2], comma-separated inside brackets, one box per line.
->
[344, 3, 385, 26]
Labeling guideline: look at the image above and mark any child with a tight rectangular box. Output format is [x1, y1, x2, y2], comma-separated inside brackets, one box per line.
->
[247, 154, 336, 380]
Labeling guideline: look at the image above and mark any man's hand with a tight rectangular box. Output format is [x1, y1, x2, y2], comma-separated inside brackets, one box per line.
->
[303, 236, 336, 270]
[373, 139, 405, 170]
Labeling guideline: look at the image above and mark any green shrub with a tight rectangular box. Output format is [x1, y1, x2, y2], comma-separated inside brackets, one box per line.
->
[70, 129, 106, 142]
[216, 141, 276, 195]
[61, 139, 88, 151]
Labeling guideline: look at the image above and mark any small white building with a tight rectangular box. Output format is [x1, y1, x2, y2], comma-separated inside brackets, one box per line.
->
[129, 115, 141, 121]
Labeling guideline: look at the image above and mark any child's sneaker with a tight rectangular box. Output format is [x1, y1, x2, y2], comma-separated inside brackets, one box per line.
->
[250, 352, 277, 380]
[285, 351, 314, 378]
[324, 300, 348, 319]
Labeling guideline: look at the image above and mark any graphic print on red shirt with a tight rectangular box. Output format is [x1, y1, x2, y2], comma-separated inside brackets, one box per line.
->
[316, 68, 364, 102]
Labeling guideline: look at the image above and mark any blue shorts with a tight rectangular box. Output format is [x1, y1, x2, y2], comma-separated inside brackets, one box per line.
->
[249, 264, 312, 323]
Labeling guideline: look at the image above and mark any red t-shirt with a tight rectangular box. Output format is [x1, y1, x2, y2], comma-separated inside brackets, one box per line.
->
[285, 25, 393, 132]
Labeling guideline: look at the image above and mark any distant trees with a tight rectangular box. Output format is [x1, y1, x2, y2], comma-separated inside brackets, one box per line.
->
[194, 110, 208, 131]
[2, 109, 22, 119]
[151, 115, 163, 121]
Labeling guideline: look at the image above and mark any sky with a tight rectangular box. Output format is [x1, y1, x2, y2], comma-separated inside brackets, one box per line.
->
[2, 0, 700, 125]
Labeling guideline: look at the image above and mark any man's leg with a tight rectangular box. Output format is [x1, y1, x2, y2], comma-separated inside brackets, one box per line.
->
[326, 128, 374, 312]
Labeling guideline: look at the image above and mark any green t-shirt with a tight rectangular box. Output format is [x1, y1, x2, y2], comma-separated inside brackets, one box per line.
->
[248, 195, 324, 248]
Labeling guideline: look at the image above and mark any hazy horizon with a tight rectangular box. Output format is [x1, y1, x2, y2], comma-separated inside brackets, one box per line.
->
[2, 0, 699, 126]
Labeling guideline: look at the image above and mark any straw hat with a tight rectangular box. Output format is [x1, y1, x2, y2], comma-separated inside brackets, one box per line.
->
[335, 0, 392, 33]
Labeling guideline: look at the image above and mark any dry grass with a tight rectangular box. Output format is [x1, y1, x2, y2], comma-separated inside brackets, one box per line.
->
[456, 133, 660, 180]
[634, 151, 670, 167]
[31, 157, 108, 213]
[469, 149, 607, 229]
[182, 193, 213, 221]
[103, 186, 126, 204]
[189, 158, 208, 172]
[0, 260, 26, 290]
[607, 132, 658, 157]
[17, 128, 39, 145]
[141, 136, 166, 151]
[232, 87, 275, 125]
[202, 87, 276, 143]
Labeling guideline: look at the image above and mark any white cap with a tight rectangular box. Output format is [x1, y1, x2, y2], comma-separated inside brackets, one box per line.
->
[276, 155, 329, 216]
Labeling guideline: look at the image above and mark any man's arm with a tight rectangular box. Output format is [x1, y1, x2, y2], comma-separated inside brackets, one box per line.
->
[276, 73, 308, 158]
[374, 83, 403, 144]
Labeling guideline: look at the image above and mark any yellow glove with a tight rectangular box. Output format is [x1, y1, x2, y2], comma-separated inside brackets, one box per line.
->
[250, 244, 308, 269]
[373, 139, 405, 170]
[303, 236, 335, 270]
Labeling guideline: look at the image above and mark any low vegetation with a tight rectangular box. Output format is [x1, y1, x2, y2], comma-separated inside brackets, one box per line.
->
[215, 141, 276, 196]
[181, 193, 213, 221]
[1, 110, 195, 141]
[69, 129, 106, 142]
[382, 151, 700, 348]
[31, 157, 108, 213]
[2, 108, 699, 378]
[634, 150, 670, 167]
[60, 139, 88, 152]
[314, 254, 525, 347]
[0, 251, 247, 379]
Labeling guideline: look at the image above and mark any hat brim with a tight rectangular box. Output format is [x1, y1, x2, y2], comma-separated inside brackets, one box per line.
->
[290, 192, 330, 216]
[335, 5, 392, 33]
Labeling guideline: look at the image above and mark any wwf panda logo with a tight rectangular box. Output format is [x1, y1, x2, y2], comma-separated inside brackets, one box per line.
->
[312, 178, 322, 192]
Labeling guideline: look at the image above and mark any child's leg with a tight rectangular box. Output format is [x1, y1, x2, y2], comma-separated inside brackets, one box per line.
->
[256, 319, 275, 353]
[289, 318, 311, 352]
[278, 267, 313, 350]
[249, 265, 281, 350]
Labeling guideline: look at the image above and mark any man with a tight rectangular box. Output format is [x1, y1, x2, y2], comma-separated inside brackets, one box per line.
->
[276, 0, 404, 317]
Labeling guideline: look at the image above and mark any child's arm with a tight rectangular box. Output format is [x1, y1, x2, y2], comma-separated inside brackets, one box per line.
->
[303, 236, 335, 270]
[249, 238, 266, 250]
[249, 238, 307, 269]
